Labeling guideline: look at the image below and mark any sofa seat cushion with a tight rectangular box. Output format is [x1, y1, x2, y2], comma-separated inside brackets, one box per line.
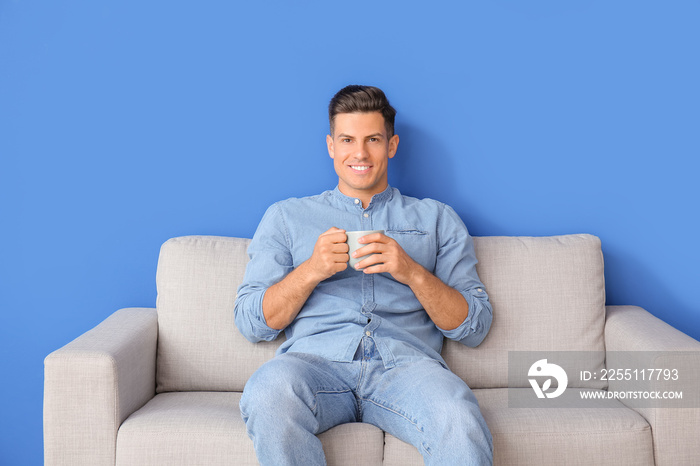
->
[383, 388, 653, 466]
[116, 391, 384, 466]
[117, 389, 654, 466]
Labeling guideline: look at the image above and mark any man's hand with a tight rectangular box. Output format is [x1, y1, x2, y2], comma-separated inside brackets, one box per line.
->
[353, 232, 470, 331]
[262, 227, 348, 330]
[352, 232, 421, 285]
[306, 227, 349, 282]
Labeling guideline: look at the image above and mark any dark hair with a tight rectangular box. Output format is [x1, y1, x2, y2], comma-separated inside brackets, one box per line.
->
[328, 85, 396, 137]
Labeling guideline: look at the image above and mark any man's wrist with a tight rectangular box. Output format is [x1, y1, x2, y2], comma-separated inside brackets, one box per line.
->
[297, 259, 326, 289]
[404, 262, 431, 290]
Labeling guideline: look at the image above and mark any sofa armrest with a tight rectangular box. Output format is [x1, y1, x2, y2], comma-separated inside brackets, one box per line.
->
[44, 307, 158, 466]
[605, 305, 700, 466]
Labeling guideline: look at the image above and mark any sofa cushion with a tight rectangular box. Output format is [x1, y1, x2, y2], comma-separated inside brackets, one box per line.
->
[156, 234, 606, 392]
[116, 392, 384, 466]
[156, 236, 281, 392]
[116, 390, 653, 466]
[383, 388, 654, 466]
[443, 234, 607, 389]
[476, 388, 653, 465]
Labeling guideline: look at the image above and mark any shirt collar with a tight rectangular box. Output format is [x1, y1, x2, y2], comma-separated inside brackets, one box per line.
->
[331, 185, 394, 208]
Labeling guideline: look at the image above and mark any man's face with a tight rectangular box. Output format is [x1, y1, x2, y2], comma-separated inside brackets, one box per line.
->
[326, 112, 399, 205]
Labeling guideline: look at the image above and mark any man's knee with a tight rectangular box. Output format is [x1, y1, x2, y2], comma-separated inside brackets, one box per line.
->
[240, 354, 317, 424]
[398, 362, 491, 451]
[416, 374, 492, 463]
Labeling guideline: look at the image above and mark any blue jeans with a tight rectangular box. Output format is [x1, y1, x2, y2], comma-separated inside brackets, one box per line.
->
[240, 337, 493, 465]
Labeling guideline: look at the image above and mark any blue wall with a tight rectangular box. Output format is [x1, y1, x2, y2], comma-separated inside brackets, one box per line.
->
[1, 1, 699, 464]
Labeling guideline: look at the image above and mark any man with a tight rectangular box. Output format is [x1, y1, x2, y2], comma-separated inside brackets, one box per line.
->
[234, 85, 494, 465]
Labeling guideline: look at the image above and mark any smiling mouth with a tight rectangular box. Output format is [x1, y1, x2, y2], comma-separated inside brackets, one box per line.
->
[349, 165, 371, 171]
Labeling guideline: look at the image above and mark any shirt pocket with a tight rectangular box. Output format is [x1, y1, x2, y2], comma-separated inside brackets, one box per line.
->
[385, 228, 436, 271]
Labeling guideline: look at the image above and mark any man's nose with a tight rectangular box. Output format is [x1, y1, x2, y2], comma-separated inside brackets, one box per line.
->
[356, 142, 370, 159]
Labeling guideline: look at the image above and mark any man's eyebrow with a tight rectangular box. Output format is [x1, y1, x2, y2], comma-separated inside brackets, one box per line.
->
[336, 132, 385, 139]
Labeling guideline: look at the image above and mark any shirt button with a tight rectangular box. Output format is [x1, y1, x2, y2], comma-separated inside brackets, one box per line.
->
[365, 331, 371, 336]
[477, 288, 483, 293]
[354, 199, 360, 205]
[363, 213, 369, 218]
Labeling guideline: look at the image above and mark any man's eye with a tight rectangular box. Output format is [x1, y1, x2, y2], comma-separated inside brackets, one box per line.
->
[369, 137, 381, 142]
[342, 138, 352, 143]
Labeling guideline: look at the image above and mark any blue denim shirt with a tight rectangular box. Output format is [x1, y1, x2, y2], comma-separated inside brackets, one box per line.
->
[234, 186, 493, 369]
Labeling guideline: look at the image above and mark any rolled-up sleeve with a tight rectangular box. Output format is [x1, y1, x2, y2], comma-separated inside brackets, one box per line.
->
[234, 203, 292, 343]
[439, 286, 493, 347]
[433, 204, 493, 347]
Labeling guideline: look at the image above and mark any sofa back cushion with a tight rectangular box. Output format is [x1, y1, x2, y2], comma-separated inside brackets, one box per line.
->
[443, 234, 606, 389]
[156, 236, 281, 393]
[156, 234, 606, 392]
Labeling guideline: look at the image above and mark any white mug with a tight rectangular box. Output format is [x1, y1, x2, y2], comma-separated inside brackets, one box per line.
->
[345, 230, 384, 269]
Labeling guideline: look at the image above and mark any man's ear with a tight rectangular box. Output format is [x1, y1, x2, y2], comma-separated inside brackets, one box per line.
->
[326, 134, 335, 159]
[388, 134, 399, 159]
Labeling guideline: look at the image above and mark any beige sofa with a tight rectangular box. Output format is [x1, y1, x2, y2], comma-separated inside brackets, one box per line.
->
[44, 234, 700, 465]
